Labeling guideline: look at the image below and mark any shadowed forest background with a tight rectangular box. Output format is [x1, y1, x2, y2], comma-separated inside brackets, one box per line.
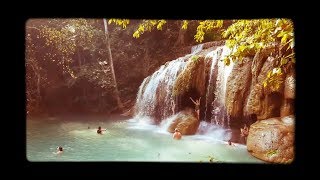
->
[26, 19, 229, 116]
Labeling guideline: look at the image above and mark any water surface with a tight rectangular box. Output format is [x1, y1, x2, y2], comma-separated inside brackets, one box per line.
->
[27, 116, 263, 163]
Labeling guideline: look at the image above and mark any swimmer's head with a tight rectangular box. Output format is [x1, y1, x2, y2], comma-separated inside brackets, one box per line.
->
[57, 146, 63, 151]
[98, 126, 101, 130]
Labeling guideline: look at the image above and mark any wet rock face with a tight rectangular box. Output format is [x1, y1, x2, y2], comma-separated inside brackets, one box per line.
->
[280, 99, 294, 117]
[226, 58, 252, 120]
[167, 108, 200, 135]
[284, 74, 295, 99]
[135, 42, 295, 131]
[243, 54, 287, 121]
[247, 115, 294, 163]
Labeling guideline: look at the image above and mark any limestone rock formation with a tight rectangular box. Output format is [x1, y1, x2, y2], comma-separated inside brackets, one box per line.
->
[247, 116, 294, 163]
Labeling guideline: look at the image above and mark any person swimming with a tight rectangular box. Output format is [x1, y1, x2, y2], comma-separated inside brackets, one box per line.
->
[173, 128, 182, 140]
[54, 146, 63, 155]
[97, 126, 106, 134]
[228, 140, 235, 146]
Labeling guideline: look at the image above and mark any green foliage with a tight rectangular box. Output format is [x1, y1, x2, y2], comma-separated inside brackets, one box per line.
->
[35, 19, 100, 78]
[191, 55, 199, 62]
[266, 149, 278, 157]
[222, 19, 294, 63]
[110, 19, 226, 43]
[222, 19, 294, 89]
[263, 67, 284, 92]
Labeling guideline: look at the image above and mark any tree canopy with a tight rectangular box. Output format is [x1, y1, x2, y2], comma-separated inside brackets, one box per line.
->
[109, 18, 294, 91]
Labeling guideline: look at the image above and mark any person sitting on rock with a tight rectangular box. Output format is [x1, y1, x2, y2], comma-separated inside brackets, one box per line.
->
[97, 126, 106, 134]
[173, 128, 182, 140]
[190, 97, 201, 120]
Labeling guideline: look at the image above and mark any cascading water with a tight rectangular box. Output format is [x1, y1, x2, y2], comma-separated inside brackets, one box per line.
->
[191, 44, 204, 54]
[135, 54, 190, 122]
[209, 46, 233, 128]
[197, 121, 231, 141]
[134, 44, 234, 141]
[198, 46, 234, 140]
[203, 46, 233, 128]
[204, 48, 220, 121]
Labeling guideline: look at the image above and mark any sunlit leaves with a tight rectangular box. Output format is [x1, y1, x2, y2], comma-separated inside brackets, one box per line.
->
[263, 67, 283, 91]
[191, 55, 199, 62]
[182, 20, 188, 30]
[108, 19, 130, 29]
[157, 20, 166, 30]
[224, 57, 230, 66]
[194, 20, 223, 42]
[220, 19, 295, 91]
[222, 19, 294, 71]
[133, 20, 167, 38]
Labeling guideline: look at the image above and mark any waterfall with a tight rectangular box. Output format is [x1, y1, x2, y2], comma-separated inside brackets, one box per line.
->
[134, 44, 234, 141]
[191, 44, 204, 54]
[197, 121, 231, 141]
[204, 48, 221, 121]
[204, 46, 234, 128]
[135, 54, 190, 122]
[211, 47, 233, 128]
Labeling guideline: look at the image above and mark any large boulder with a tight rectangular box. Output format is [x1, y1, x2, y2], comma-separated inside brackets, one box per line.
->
[226, 57, 252, 119]
[247, 115, 294, 163]
[167, 108, 200, 135]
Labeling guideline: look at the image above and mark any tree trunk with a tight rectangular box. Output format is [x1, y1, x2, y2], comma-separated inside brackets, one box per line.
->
[143, 49, 150, 76]
[30, 60, 41, 109]
[37, 72, 41, 104]
[77, 49, 82, 67]
[103, 19, 124, 112]
[174, 23, 186, 47]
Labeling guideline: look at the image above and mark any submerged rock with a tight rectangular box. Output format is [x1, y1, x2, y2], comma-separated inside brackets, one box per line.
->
[167, 108, 200, 135]
[247, 116, 294, 163]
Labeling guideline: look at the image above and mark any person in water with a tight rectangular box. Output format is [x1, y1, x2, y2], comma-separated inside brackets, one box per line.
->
[171, 99, 176, 115]
[97, 126, 106, 134]
[190, 97, 201, 120]
[240, 124, 249, 143]
[228, 140, 235, 146]
[54, 146, 63, 155]
[173, 128, 182, 140]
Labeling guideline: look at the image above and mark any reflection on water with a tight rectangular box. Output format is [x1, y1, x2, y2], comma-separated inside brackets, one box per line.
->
[27, 117, 263, 163]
